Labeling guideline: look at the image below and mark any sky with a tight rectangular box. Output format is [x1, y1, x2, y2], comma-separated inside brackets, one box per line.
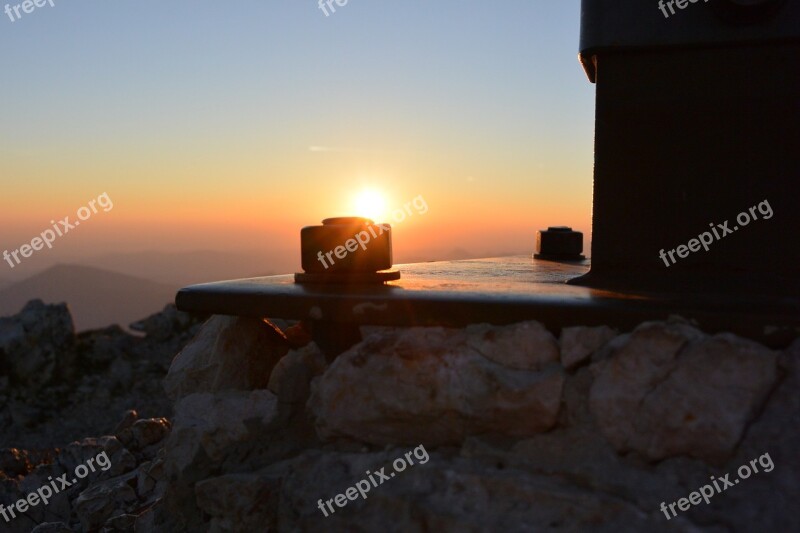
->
[0, 0, 595, 275]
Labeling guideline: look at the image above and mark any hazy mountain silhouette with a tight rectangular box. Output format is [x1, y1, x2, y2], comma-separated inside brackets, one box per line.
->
[0, 265, 177, 332]
[86, 250, 292, 286]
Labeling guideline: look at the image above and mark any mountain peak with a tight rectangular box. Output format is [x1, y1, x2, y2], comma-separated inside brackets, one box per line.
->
[0, 265, 176, 332]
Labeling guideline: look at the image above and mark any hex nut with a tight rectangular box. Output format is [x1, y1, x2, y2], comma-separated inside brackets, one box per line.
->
[296, 217, 399, 284]
[534, 226, 585, 261]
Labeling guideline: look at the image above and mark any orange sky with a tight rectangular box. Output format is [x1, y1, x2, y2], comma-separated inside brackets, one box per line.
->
[0, 1, 594, 277]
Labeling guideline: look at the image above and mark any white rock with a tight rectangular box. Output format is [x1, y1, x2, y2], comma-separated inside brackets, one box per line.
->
[589, 321, 778, 463]
[74, 471, 138, 531]
[164, 390, 279, 478]
[310, 323, 564, 446]
[164, 316, 288, 401]
[129, 418, 171, 450]
[560, 325, 617, 370]
[465, 321, 560, 371]
[195, 473, 278, 532]
[267, 343, 327, 403]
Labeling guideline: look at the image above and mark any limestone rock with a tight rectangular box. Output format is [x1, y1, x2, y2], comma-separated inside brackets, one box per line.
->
[80, 325, 130, 366]
[0, 300, 75, 389]
[129, 418, 171, 450]
[164, 390, 280, 478]
[464, 321, 560, 371]
[1, 301, 202, 451]
[130, 304, 197, 342]
[560, 325, 617, 370]
[164, 316, 288, 401]
[195, 473, 279, 532]
[310, 324, 564, 446]
[589, 321, 778, 463]
[696, 338, 800, 531]
[267, 343, 327, 403]
[161, 390, 283, 531]
[136, 457, 165, 502]
[113, 410, 138, 434]
[74, 471, 138, 531]
[16, 463, 73, 525]
[58, 436, 136, 479]
[3, 306, 794, 532]
[265, 449, 700, 532]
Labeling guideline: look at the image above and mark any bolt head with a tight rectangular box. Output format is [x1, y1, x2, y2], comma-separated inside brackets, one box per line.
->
[300, 218, 393, 274]
[535, 227, 584, 261]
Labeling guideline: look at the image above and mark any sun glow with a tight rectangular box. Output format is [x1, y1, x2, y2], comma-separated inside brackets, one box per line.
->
[352, 189, 388, 222]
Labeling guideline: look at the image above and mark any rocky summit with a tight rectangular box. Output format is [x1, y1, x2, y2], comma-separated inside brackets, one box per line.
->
[0, 302, 797, 532]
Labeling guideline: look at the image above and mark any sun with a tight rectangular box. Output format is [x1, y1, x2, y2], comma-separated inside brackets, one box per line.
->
[352, 189, 387, 222]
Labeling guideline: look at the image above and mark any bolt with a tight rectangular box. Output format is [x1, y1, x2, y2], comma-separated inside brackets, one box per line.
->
[296, 216, 399, 284]
[534, 226, 585, 261]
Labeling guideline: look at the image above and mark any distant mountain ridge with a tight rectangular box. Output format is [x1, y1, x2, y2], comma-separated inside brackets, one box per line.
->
[0, 264, 177, 332]
[87, 250, 290, 286]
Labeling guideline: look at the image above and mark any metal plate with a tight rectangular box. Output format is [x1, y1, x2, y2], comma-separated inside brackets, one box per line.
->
[175, 256, 800, 347]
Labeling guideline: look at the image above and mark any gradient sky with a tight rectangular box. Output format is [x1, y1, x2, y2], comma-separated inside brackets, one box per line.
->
[0, 0, 595, 274]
